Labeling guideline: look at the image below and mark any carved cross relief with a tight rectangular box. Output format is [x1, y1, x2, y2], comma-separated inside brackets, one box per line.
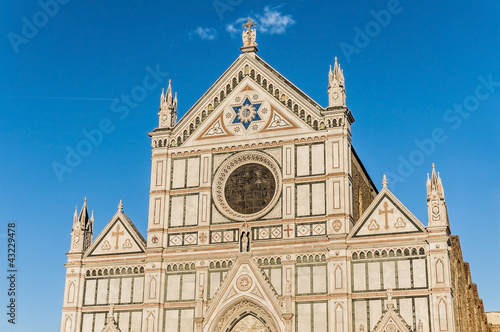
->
[111, 224, 124, 249]
[379, 201, 394, 230]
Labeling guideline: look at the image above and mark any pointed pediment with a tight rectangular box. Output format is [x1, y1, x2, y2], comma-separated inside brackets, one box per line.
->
[86, 211, 146, 256]
[187, 77, 310, 145]
[169, 53, 330, 147]
[203, 254, 284, 331]
[372, 304, 413, 332]
[350, 188, 426, 238]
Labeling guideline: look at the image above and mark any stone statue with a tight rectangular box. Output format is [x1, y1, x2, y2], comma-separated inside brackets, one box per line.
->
[240, 222, 250, 252]
[251, 29, 256, 45]
[242, 18, 257, 48]
[241, 232, 249, 252]
[242, 30, 249, 47]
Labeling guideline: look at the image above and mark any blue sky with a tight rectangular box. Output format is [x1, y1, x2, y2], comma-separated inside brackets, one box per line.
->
[1, 0, 499, 330]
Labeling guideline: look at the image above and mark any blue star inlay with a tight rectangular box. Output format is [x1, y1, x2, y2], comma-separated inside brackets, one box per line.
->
[232, 97, 262, 130]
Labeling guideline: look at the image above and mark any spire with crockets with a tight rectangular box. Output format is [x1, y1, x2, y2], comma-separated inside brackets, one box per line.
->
[69, 197, 94, 253]
[426, 164, 449, 228]
[328, 57, 346, 108]
[158, 79, 178, 129]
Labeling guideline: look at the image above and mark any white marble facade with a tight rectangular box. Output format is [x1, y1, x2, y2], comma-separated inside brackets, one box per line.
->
[62, 22, 459, 332]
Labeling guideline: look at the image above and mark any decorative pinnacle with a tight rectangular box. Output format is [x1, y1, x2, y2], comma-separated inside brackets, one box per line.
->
[118, 200, 123, 212]
[382, 174, 388, 189]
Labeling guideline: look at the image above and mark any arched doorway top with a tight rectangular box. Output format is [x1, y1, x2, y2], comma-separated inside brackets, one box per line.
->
[211, 300, 278, 332]
[230, 313, 269, 332]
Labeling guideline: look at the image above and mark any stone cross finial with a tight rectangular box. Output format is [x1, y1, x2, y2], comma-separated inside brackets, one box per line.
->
[241, 18, 258, 51]
[118, 200, 123, 212]
[242, 18, 257, 32]
[382, 174, 388, 188]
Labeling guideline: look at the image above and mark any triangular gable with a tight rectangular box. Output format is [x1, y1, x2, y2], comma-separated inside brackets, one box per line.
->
[86, 211, 146, 256]
[203, 253, 284, 331]
[350, 188, 426, 238]
[372, 304, 413, 332]
[171, 53, 328, 146]
[187, 77, 310, 145]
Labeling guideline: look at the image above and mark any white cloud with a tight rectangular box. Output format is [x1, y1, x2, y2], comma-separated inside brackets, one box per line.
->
[257, 6, 295, 35]
[226, 6, 296, 37]
[226, 17, 247, 36]
[190, 27, 218, 41]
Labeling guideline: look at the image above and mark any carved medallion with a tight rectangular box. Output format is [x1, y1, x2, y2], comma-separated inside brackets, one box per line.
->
[332, 219, 342, 232]
[236, 274, 253, 291]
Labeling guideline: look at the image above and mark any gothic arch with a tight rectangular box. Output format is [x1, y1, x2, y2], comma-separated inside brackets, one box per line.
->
[438, 297, 449, 330]
[149, 276, 157, 299]
[228, 313, 270, 332]
[436, 259, 445, 283]
[146, 312, 155, 332]
[64, 316, 72, 332]
[208, 298, 281, 332]
[67, 281, 75, 303]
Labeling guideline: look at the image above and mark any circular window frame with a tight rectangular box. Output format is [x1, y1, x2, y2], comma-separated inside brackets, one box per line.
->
[213, 151, 282, 221]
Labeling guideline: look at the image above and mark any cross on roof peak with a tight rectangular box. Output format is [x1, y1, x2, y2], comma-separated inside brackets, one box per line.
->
[242, 18, 257, 32]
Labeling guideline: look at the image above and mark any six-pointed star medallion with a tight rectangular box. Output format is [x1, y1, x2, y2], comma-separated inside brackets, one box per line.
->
[232, 97, 262, 130]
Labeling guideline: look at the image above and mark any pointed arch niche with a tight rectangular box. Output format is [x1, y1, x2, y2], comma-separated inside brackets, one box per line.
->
[230, 314, 268, 332]
[209, 299, 280, 332]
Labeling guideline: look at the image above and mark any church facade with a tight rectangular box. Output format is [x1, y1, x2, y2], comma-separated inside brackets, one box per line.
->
[61, 21, 491, 332]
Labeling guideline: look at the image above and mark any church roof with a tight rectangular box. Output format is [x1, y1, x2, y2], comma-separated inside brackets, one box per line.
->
[152, 48, 350, 148]
[253, 55, 325, 112]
